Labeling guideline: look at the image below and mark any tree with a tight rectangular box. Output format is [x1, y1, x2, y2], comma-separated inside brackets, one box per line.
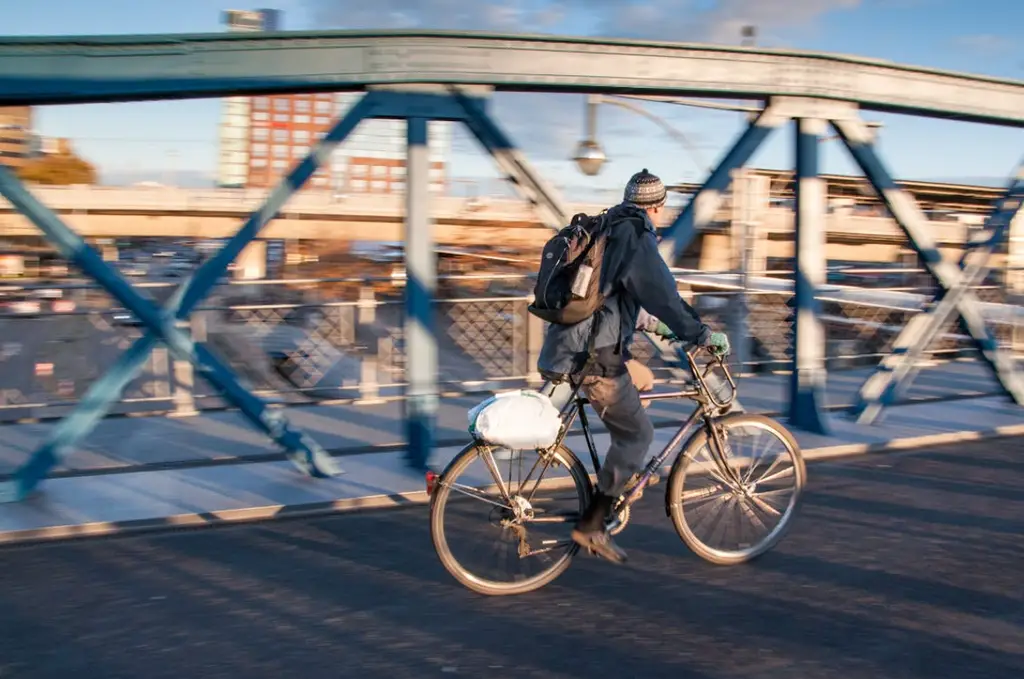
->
[17, 150, 97, 185]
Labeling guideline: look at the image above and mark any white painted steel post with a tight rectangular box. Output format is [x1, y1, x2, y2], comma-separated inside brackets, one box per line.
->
[356, 287, 380, 402]
[731, 169, 753, 374]
[404, 117, 438, 470]
[788, 117, 830, 434]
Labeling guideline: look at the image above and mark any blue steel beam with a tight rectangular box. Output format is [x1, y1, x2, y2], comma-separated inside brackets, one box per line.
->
[0, 94, 382, 500]
[403, 117, 437, 470]
[787, 118, 830, 434]
[369, 89, 566, 467]
[365, 89, 473, 122]
[654, 103, 785, 410]
[832, 118, 1024, 423]
[658, 104, 783, 265]
[852, 171, 1024, 421]
[455, 93, 569, 230]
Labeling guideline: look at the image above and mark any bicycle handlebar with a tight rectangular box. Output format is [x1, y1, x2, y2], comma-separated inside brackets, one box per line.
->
[674, 343, 738, 409]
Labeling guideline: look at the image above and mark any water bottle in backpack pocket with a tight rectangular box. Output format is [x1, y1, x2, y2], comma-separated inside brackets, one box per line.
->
[528, 212, 610, 325]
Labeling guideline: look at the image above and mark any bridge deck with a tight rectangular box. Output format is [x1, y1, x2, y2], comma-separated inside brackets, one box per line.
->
[0, 362, 1020, 544]
[0, 434, 1020, 678]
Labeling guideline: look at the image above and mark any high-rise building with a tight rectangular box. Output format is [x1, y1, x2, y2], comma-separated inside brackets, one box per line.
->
[329, 93, 451, 195]
[217, 9, 451, 194]
[243, 92, 451, 193]
[216, 9, 282, 187]
[0, 107, 34, 170]
[245, 91, 336, 189]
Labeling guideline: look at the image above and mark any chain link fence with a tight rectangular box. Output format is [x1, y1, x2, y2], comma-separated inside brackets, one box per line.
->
[0, 275, 1020, 421]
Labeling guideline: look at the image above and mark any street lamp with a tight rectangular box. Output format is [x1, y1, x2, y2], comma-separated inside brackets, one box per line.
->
[573, 94, 708, 177]
[572, 94, 606, 176]
[573, 140, 607, 177]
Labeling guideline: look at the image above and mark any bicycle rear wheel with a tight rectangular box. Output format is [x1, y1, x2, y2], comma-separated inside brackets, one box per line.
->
[430, 442, 592, 596]
[666, 413, 805, 565]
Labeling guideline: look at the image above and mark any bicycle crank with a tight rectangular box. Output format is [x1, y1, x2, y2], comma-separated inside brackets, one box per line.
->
[607, 473, 660, 536]
[607, 504, 631, 536]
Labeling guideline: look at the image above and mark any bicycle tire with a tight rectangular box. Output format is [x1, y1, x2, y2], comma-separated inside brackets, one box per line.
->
[430, 442, 592, 596]
[666, 413, 806, 565]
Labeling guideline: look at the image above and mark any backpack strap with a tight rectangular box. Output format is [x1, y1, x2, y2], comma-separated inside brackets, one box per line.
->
[568, 310, 603, 380]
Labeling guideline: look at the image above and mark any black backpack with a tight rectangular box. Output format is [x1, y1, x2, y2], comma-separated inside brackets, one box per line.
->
[528, 212, 611, 325]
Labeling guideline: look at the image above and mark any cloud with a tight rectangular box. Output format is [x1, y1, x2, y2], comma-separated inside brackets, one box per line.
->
[301, 0, 860, 185]
[305, 0, 860, 42]
[952, 33, 1014, 56]
[307, 0, 565, 33]
[589, 0, 861, 43]
[304, 0, 587, 162]
[100, 168, 215, 188]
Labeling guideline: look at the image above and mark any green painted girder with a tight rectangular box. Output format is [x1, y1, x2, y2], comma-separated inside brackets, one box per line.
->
[1, 30, 1023, 125]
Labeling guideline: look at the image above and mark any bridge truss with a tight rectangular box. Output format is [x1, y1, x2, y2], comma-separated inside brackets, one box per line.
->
[0, 31, 1021, 500]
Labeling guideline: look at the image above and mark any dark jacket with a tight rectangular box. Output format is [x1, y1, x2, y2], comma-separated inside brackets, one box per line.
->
[537, 202, 711, 379]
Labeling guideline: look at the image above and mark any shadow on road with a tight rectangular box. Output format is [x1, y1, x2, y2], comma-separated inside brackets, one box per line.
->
[0, 438, 1021, 678]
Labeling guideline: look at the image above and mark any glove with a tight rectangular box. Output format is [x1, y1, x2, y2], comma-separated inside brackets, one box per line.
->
[704, 331, 730, 357]
[653, 321, 677, 340]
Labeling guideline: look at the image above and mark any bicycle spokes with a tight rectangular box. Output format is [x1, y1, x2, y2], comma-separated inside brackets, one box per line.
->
[437, 447, 583, 585]
[682, 423, 799, 556]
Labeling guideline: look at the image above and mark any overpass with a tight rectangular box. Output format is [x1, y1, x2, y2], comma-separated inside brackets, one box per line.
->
[1, 183, 1015, 270]
[670, 167, 1007, 215]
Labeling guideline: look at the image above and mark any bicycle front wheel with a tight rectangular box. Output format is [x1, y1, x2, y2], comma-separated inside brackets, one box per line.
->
[430, 442, 592, 596]
[666, 413, 805, 565]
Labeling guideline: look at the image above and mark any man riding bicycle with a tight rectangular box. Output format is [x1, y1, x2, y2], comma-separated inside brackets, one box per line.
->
[537, 168, 730, 564]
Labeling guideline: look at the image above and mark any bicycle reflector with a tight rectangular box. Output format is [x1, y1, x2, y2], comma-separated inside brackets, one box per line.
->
[425, 471, 439, 496]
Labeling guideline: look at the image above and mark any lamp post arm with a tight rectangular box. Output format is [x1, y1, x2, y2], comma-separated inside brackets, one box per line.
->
[593, 94, 711, 174]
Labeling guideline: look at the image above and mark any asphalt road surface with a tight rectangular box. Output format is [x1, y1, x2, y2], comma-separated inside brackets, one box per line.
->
[0, 438, 1022, 679]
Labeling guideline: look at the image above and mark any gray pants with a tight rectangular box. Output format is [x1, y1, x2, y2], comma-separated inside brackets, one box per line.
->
[582, 371, 655, 497]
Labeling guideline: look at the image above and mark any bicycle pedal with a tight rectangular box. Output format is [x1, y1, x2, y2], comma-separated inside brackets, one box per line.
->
[579, 540, 627, 564]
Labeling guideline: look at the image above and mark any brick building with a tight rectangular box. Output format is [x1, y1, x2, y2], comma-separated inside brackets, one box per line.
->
[0, 106, 34, 170]
[216, 9, 451, 193]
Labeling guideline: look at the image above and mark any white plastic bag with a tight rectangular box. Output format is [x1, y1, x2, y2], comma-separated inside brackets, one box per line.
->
[468, 390, 562, 450]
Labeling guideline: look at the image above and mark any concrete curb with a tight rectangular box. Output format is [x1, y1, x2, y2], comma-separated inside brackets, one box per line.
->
[1, 423, 1022, 547]
[797, 422, 1024, 462]
[2, 390, 1003, 483]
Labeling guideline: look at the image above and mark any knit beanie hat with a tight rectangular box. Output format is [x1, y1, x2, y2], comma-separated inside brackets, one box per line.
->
[623, 168, 666, 209]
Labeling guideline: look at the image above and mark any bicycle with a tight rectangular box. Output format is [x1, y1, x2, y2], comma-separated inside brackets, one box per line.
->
[427, 345, 806, 596]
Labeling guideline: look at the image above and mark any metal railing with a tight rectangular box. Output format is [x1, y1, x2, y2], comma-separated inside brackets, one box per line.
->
[0, 273, 1020, 422]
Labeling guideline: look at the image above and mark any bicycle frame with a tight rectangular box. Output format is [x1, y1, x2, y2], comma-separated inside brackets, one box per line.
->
[548, 348, 741, 509]
[430, 344, 804, 594]
[448, 348, 740, 516]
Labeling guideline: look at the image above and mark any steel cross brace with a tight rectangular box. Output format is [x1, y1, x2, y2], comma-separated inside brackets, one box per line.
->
[360, 87, 573, 468]
[0, 93, 386, 501]
[658, 103, 787, 264]
[366, 88, 570, 230]
[652, 104, 789, 412]
[833, 118, 1024, 423]
[454, 92, 570, 231]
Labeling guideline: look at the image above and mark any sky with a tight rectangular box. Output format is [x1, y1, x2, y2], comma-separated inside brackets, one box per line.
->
[5, 0, 1024, 199]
